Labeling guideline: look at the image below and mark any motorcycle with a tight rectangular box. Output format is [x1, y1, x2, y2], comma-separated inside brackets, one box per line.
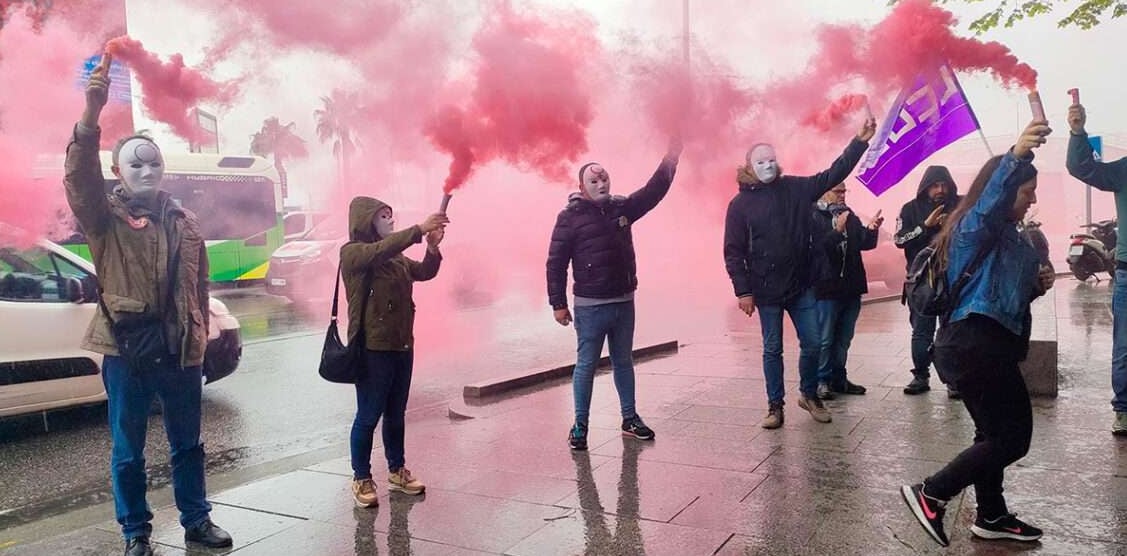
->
[1067, 219, 1117, 282]
[1020, 218, 1050, 269]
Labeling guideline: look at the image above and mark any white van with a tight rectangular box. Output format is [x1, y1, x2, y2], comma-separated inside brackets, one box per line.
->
[0, 238, 242, 419]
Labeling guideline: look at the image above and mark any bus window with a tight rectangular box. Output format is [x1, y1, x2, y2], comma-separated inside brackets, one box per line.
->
[162, 174, 277, 240]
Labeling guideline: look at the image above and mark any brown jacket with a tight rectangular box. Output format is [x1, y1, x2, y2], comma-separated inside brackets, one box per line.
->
[64, 126, 210, 368]
[340, 197, 441, 351]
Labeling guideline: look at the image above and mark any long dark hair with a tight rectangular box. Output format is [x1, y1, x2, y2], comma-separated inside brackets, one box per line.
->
[932, 155, 1004, 271]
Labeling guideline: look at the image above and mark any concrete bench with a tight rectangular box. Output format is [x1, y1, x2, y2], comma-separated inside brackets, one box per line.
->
[1020, 288, 1059, 397]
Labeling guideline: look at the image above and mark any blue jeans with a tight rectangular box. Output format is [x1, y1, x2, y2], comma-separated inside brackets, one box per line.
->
[757, 288, 821, 402]
[572, 301, 637, 424]
[102, 356, 211, 541]
[1112, 269, 1127, 412]
[816, 296, 862, 388]
[351, 350, 413, 480]
[909, 305, 937, 378]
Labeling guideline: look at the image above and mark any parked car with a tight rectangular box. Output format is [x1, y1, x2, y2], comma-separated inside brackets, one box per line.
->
[0, 237, 242, 418]
[265, 220, 497, 309]
[265, 220, 345, 301]
[281, 209, 330, 242]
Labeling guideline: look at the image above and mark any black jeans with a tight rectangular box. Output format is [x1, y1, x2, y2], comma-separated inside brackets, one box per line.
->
[350, 350, 413, 480]
[925, 314, 1032, 518]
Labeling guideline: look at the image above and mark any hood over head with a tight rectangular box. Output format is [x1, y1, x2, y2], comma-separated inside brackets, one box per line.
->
[916, 165, 958, 201]
[349, 196, 391, 242]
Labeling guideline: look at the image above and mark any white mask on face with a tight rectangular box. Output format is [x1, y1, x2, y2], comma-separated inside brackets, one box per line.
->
[374, 208, 395, 238]
[748, 144, 779, 184]
[580, 164, 611, 203]
[115, 137, 164, 197]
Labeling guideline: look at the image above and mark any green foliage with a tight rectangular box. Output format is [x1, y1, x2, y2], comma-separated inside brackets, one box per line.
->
[888, 0, 1126, 32]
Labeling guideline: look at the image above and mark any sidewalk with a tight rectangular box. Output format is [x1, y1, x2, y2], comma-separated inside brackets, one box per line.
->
[8, 284, 1127, 555]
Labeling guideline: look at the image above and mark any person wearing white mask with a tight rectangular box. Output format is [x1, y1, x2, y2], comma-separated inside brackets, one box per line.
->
[65, 53, 230, 556]
[547, 136, 682, 451]
[723, 117, 876, 429]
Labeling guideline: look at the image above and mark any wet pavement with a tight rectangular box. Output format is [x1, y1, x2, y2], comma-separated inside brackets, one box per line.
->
[5, 279, 1127, 554]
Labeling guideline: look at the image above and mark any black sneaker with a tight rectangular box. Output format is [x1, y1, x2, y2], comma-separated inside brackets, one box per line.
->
[124, 536, 153, 556]
[970, 513, 1043, 542]
[901, 483, 949, 546]
[903, 375, 931, 395]
[185, 518, 233, 548]
[568, 422, 588, 451]
[816, 382, 836, 400]
[622, 416, 655, 440]
[833, 380, 867, 395]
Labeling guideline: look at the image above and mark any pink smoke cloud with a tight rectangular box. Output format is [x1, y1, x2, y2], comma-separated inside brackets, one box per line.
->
[426, 4, 599, 192]
[105, 35, 239, 143]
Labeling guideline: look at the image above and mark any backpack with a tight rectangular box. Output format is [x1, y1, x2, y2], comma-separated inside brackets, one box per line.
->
[904, 240, 993, 318]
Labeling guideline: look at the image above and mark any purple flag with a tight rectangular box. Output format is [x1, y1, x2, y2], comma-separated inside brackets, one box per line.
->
[857, 66, 981, 196]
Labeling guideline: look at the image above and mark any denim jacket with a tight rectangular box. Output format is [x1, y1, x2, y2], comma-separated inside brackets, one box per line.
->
[946, 152, 1041, 337]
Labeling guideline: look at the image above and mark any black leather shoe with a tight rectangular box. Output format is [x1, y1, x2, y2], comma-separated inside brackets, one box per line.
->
[903, 376, 930, 395]
[833, 380, 867, 395]
[124, 536, 154, 556]
[185, 518, 233, 548]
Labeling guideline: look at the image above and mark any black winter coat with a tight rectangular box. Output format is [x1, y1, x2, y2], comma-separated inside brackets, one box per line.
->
[546, 157, 678, 309]
[723, 138, 868, 305]
[810, 203, 879, 299]
[893, 165, 961, 270]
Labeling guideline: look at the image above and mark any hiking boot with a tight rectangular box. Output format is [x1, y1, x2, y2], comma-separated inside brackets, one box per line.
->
[833, 380, 867, 395]
[798, 396, 832, 423]
[622, 415, 655, 440]
[352, 478, 379, 508]
[184, 518, 233, 549]
[903, 375, 931, 395]
[816, 382, 836, 400]
[970, 513, 1043, 542]
[124, 537, 153, 556]
[947, 386, 962, 400]
[388, 467, 425, 495]
[1114, 412, 1127, 436]
[568, 421, 589, 450]
[761, 401, 784, 429]
[901, 483, 949, 547]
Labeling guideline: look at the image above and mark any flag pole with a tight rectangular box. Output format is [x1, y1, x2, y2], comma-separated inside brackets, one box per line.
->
[948, 64, 993, 157]
[977, 128, 994, 157]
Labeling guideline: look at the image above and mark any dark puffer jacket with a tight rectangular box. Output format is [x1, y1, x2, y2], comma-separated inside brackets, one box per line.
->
[546, 157, 678, 310]
[723, 138, 869, 305]
[893, 165, 960, 270]
[810, 202, 879, 299]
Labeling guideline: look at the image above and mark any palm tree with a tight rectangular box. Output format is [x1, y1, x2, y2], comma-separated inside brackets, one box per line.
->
[250, 117, 308, 199]
[314, 90, 361, 185]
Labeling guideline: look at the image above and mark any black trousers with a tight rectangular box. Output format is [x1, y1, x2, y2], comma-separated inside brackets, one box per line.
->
[926, 314, 1032, 519]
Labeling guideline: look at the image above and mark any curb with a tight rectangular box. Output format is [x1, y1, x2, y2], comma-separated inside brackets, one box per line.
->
[462, 340, 680, 399]
[861, 293, 902, 305]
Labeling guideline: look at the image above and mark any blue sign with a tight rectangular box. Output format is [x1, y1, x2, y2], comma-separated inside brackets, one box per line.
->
[1089, 135, 1103, 162]
[77, 54, 132, 105]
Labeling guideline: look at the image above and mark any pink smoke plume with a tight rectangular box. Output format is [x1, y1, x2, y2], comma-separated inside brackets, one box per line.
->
[0, 7, 101, 244]
[803, 94, 869, 131]
[105, 36, 239, 143]
[426, 5, 598, 193]
[628, 49, 756, 161]
[185, 0, 405, 58]
[866, 0, 1037, 90]
[779, 0, 1037, 113]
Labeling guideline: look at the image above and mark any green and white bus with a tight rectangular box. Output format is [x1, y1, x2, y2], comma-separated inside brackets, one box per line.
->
[58, 152, 285, 284]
